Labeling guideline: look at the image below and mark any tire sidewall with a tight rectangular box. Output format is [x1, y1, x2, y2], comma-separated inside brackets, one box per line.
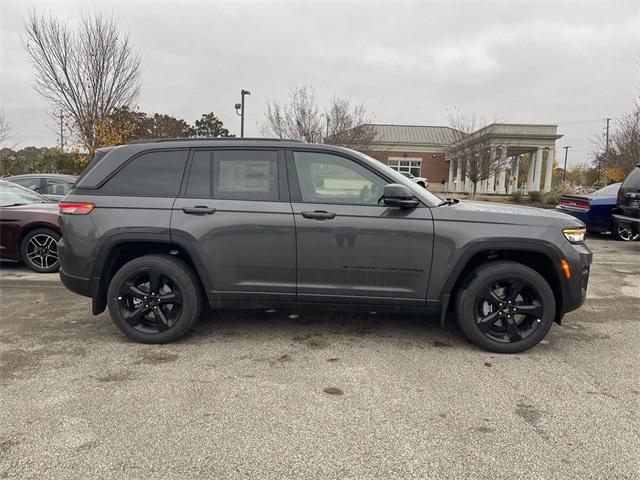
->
[107, 255, 202, 344]
[457, 262, 556, 353]
[20, 228, 60, 273]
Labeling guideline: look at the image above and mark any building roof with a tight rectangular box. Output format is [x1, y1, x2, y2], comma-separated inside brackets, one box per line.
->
[368, 124, 463, 146]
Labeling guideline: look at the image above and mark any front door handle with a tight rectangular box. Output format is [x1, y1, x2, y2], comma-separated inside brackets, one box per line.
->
[301, 210, 336, 220]
[182, 206, 216, 215]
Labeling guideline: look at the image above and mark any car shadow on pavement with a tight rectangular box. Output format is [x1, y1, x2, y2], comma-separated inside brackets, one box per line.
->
[186, 308, 471, 350]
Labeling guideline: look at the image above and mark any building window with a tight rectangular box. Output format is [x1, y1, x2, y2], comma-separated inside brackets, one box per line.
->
[388, 158, 422, 177]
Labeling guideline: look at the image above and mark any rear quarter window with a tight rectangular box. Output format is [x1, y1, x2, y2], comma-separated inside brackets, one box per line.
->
[101, 150, 188, 197]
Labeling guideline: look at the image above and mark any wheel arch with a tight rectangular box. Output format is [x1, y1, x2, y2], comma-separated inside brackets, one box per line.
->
[91, 236, 213, 315]
[439, 240, 567, 326]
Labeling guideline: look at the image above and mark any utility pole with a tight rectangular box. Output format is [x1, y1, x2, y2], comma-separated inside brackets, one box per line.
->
[234, 89, 251, 137]
[605, 117, 610, 154]
[562, 146, 571, 182]
[59, 108, 64, 152]
[325, 114, 330, 141]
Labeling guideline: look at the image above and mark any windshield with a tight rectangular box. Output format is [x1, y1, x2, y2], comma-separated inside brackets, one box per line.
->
[348, 149, 445, 206]
[592, 183, 621, 197]
[0, 182, 50, 206]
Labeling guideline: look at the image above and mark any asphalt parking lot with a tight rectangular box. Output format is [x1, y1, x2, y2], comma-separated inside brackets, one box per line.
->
[0, 235, 638, 479]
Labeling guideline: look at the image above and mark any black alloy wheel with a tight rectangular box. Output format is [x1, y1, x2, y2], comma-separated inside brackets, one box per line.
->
[473, 278, 544, 344]
[107, 255, 203, 343]
[456, 261, 556, 353]
[117, 269, 184, 334]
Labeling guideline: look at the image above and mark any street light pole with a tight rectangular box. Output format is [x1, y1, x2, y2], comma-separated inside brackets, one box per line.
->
[235, 89, 251, 137]
[562, 146, 571, 182]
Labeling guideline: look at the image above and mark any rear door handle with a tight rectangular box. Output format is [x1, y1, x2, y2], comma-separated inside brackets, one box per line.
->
[182, 206, 216, 215]
[301, 210, 336, 220]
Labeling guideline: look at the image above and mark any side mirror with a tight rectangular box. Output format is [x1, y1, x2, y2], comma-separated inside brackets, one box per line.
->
[382, 183, 419, 208]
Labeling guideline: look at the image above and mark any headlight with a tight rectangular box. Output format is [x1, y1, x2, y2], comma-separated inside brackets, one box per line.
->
[563, 226, 586, 243]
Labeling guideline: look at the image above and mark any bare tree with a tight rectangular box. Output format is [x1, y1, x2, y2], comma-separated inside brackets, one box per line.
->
[610, 103, 640, 175]
[24, 11, 141, 154]
[262, 86, 323, 143]
[591, 102, 640, 183]
[446, 107, 506, 194]
[0, 110, 10, 144]
[324, 97, 376, 150]
[262, 86, 376, 150]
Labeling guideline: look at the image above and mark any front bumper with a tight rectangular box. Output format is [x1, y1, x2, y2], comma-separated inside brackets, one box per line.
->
[561, 242, 592, 315]
[612, 213, 640, 225]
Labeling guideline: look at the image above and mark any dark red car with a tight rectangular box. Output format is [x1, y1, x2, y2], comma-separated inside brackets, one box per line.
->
[0, 180, 61, 272]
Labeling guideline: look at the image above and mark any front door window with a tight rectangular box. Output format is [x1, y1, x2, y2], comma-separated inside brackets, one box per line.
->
[293, 151, 386, 205]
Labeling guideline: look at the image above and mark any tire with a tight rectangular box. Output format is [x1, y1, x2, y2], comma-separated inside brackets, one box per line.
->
[107, 254, 203, 344]
[455, 261, 556, 353]
[20, 228, 60, 273]
[612, 218, 639, 241]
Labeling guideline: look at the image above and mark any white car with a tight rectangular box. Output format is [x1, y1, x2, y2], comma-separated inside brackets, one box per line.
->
[400, 171, 428, 188]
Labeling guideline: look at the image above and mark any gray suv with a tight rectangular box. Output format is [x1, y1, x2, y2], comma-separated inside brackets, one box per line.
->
[58, 139, 592, 353]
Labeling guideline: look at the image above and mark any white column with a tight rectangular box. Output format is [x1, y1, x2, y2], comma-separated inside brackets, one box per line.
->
[544, 147, 554, 192]
[448, 158, 454, 192]
[455, 157, 462, 192]
[505, 157, 513, 194]
[512, 155, 521, 193]
[486, 146, 496, 193]
[526, 151, 535, 193]
[465, 158, 472, 192]
[496, 169, 507, 194]
[533, 147, 543, 192]
[495, 146, 507, 194]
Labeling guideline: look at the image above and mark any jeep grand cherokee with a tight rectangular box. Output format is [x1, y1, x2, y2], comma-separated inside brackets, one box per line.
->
[58, 139, 592, 353]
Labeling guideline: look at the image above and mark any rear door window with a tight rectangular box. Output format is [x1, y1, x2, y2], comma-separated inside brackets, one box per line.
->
[212, 150, 279, 201]
[101, 150, 188, 197]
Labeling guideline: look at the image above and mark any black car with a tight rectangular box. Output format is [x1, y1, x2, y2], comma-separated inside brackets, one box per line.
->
[5, 173, 77, 202]
[612, 164, 640, 241]
[57, 138, 591, 353]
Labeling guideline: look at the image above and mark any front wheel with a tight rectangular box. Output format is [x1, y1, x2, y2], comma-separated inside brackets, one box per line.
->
[612, 218, 639, 241]
[456, 261, 556, 353]
[107, 255, 203, 343]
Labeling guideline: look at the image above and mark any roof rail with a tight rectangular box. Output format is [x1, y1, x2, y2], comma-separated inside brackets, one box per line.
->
[128, 137, 303, 144]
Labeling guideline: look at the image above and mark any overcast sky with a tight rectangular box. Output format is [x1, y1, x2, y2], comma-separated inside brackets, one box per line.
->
[1, 0, 638, 165]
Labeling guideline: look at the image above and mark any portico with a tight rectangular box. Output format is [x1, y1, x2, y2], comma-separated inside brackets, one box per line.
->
[445, 123, 562, 194]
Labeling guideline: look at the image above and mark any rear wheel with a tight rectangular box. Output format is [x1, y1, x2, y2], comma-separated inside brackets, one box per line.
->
[20, 228, 60, 273]
[456, 261, 556, 353]
[612, 218, 639, 241]
[107, 255, 203, 343]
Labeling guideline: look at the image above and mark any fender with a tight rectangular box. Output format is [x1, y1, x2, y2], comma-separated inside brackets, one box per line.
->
[436, 238, 569, 325]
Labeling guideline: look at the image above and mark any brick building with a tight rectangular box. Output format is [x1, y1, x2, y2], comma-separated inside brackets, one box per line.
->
[361, 124, 461, 191]
[357, 123, 562, 194]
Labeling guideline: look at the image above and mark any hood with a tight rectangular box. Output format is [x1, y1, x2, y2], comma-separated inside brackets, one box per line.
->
[433, 200, 584, 228]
